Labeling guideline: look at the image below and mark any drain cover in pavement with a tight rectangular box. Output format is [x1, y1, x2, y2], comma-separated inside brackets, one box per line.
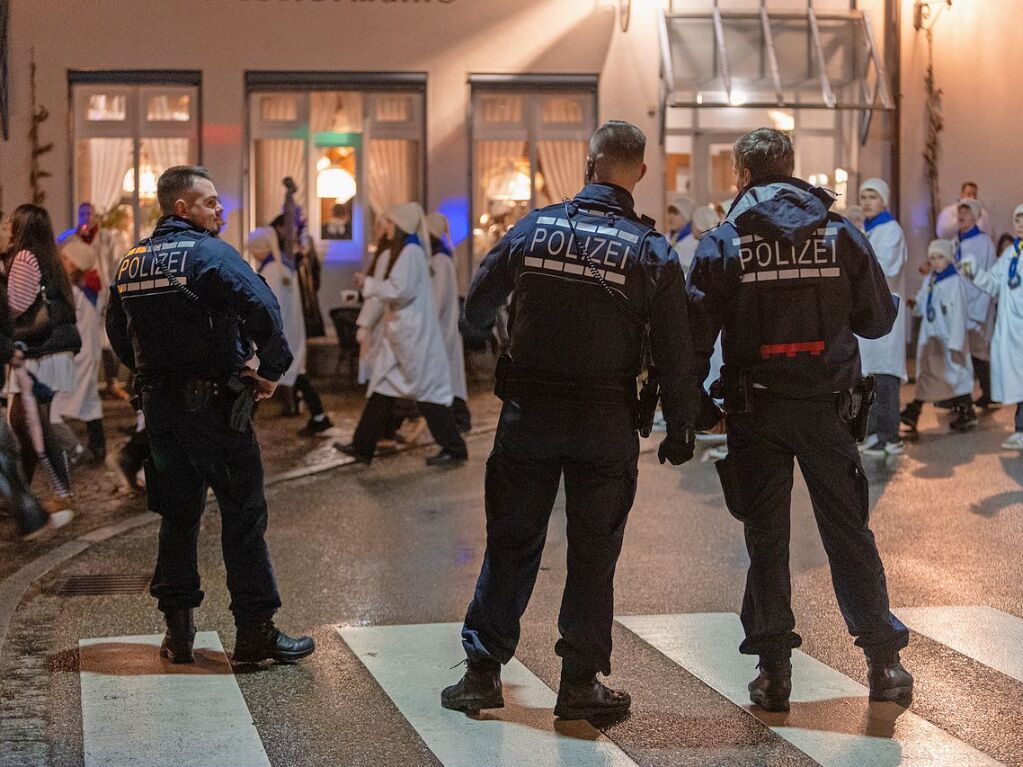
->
[54, 574, 151, 597]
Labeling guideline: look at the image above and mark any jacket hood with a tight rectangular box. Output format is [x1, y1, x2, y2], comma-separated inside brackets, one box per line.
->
[574, 183, 637, 215]
[152, 216, 215, 239]
[726, 178, 836, 247]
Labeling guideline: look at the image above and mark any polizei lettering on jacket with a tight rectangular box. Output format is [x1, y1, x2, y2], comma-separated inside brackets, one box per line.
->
[115, 240, 194, 297]
[522, 215, 636, 287]
[735, 227, 840, 284]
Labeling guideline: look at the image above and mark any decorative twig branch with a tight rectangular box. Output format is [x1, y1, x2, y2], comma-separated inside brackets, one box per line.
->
[28, 48, 53, 205]
[922, 28, 943, 236]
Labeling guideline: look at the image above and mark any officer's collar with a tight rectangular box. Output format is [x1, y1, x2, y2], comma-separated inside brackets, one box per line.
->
[576, 183, 637, 216]
[153, 215, 217, 238]
[727, 175, 837, 221]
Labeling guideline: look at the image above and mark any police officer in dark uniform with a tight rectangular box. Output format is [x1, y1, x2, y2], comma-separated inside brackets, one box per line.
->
[441, 121, 700, 720]
[106, 166, 314, 666]
[687, 128, 912, 711]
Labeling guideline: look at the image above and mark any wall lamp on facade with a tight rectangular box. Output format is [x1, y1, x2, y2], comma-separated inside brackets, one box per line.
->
[913, 0, 952, 31]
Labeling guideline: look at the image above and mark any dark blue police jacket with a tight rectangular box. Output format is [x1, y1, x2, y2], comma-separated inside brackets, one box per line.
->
[465, 182, 698, 429]
[687, 177, 896, 400]
[105, 216, 293, 383]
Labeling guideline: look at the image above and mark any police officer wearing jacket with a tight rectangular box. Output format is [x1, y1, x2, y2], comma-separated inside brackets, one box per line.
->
[442, 120, 700, 720]
[687, 129, 912, 711]
[106, 166, 314, 666]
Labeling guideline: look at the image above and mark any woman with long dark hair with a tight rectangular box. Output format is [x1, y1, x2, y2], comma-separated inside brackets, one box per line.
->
[3, 204, 82, 513]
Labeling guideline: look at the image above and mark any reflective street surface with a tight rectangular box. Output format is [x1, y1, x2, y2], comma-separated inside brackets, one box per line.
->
[2, 394, 1023, 767]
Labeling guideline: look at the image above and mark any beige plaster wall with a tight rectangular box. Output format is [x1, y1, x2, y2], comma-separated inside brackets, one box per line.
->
[0, 0, 664, 296]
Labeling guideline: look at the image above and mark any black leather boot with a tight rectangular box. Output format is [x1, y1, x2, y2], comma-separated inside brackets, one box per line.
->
[233, 621, 315, 664]
[868, 655, 914, 703]
[160, 608, 196, 664]
[441, 660, 503, 712]
[554, 673, 631, 720]
[748, 659, 792, 712]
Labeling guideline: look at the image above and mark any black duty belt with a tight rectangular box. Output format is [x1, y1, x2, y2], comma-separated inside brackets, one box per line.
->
[503, 371, 635, 407]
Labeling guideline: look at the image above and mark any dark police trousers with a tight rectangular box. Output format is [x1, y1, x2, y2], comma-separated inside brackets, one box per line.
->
[461, 396, 638, 677]
[142, 387, 281, 626]
[717, 392, 909, 663]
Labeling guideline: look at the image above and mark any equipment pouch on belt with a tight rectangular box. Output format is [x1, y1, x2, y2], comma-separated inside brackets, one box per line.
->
[719, 365, 753, 415]
[838, 375, 876, 442]
[225, 375, 256, 432]
[182, 377, 216, 412]
[636, 365, 659, 438]
[494, 353, 513, 401]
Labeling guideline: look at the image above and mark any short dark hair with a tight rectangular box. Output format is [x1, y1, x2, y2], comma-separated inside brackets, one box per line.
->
[157, 165, 212, 215]
[589, 120, 646, 169]
[732, 128, 795, 183]
[961, 181, 978, 192]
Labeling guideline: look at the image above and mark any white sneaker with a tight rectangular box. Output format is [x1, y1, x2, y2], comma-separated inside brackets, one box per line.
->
[858, 433, 879, 453]
[706, 445, 729, 461]
[23, 509, 75, 541]
[1001, 432, 1023, 450]
[863, 440, 904, 458]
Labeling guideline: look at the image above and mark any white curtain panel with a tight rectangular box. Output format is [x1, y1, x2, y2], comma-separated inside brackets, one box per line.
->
[373, 94, 412, 123]
[367, 139, 413, 216]
[144, 138, 190, 180]
[256, 139, 306, 227]
[537, 140, 586, 205]
[87, 138, 133, 213]
[310, 91, 363, 133]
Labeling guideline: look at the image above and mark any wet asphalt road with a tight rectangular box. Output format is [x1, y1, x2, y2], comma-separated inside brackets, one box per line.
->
[3, 397, 1023, 766]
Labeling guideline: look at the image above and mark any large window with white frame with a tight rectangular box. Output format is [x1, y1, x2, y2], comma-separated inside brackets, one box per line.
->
[71, 74, 200, 241]
[246, 79, 424, 267]
[470, 77, 597, 269]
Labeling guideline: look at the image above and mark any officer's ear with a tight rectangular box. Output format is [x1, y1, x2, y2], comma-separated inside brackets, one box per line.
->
[584, 156, 595, 184]
[637, 163, 648, 183]
[173, 198, 189, 218]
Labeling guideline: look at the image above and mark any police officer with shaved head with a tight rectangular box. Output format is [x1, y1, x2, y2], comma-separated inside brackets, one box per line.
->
[106, 166, 314, 667]
[687, 128, 913, 711]
[442, 120, 700, 720]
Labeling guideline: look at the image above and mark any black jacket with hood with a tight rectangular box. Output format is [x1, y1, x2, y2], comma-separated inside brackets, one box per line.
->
[687, 177, 897, 400]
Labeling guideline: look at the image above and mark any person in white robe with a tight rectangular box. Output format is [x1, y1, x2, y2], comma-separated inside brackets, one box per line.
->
[356, 234, 393, 386]
[855, 179, 908, 457]
[426, 212, 471, 433]
[953, 197, 998, 407]
[936, 181, 993, 240]
[664, 195, 698, 273]
[336, 203, 468, 467]
[248, 220, 334, 436]
[901, 240, 977, 435]
[959, 203, 1023, 449]
[50, 239, 107, 462]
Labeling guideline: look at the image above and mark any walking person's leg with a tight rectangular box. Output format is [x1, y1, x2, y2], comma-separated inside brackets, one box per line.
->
[418, 400, 468, 464]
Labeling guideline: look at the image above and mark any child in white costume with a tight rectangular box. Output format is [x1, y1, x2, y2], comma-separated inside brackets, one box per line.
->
[960, 204, 1023, 449]
[954, 198, 998, 408]
[901, 240, 977, 435]
[856, 179, 908, 457]
[665, 195, 698, 273]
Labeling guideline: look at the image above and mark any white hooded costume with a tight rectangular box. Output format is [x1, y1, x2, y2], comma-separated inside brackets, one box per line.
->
[361, 203, 453, 406]
[667, 195, 698, 274]
[964, 204, 1023, 404]
[425, 212, 468, 402]
[856, 179, 908, 381]
[356, 244, 393, 385]
[247, 226, 306, 386]
[52, 240, 104, 423]
[914, 240, 974, 401]
[936, 199, 993, 240]
[953, 198, 997, 361]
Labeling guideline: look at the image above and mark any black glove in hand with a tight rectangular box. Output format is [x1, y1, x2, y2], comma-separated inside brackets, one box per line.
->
[658, 426, 695, 466]
[695, 393, 724, 432]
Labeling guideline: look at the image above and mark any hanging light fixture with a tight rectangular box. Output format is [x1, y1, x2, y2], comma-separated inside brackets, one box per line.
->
[316, 166, 357, 203]
[122, 162, 158, 201]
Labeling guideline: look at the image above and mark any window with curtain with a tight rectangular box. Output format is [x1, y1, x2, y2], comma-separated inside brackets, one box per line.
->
[248, 88, 423, 264]
[71, 81, 199, 242]
[471, 86, 595, 267]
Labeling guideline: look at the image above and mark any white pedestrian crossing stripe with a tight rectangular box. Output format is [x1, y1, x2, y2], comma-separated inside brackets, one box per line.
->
[79, 632, 270, 767]
[616, 613, 1000, 767]
[898, 606, 1023, 684]
[339, 622, 638, 767]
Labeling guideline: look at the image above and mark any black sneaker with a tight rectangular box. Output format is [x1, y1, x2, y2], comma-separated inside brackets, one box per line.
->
[748, 660, 792, 712]
[233, 621, 315, 665]
[333, 442, 372, 464]
[868, 659, 913, 703]
[298, 415, 334, 437]
[441, 660, 504, 712]
[553, 674, 631, 720]
[426, 449, 467, 467]
[899, 403, 921, 430]
[950, 406, 978, 433]
[974, 395, 999, 410]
